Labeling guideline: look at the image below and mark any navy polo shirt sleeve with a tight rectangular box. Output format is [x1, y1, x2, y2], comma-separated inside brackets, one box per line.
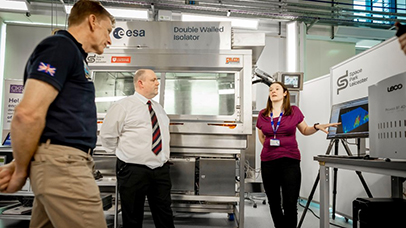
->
[25, 35, 77, 91]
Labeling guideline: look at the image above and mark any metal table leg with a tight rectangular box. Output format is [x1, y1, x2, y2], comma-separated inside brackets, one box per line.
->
[114, 182, 119, 228]
[239, 151, 245, 228]
[319, 164, 330, 228]
[391, 176, 405, 198]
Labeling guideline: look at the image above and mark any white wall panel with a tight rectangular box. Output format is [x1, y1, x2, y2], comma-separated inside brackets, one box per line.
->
[4, 25, 50, 80]
[297, 75, 332, 202]
[331, 37, 406, 105]
[306, 39, 355, 81]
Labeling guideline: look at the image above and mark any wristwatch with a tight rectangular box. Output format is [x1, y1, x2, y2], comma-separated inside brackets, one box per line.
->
[314, 123, 320, 131]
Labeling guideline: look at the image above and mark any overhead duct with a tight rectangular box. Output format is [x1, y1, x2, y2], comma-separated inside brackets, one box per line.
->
[232, 32, 265, 64]
[335, 26, 396, 40]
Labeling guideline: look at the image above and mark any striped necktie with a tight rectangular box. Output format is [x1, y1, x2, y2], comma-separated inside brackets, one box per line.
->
[147, 101, 162, 155]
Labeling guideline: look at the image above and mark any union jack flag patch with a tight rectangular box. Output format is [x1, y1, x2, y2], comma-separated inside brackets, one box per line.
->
[37, 62, 56, 76]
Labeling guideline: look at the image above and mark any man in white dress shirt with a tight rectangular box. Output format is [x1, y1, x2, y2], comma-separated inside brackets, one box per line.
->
[100, 69, 175, 228]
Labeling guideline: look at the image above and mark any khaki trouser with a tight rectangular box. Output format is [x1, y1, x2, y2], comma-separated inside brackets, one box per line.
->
[29, 141, 107, 228]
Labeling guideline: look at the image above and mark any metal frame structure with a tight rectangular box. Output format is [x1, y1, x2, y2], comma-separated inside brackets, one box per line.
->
[16, 0, 406, 29]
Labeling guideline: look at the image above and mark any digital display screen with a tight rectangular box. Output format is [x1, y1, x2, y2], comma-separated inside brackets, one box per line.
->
[283, 75, 299, 88]
[2, 133, 11, 146]
[327, 97, 369, 139]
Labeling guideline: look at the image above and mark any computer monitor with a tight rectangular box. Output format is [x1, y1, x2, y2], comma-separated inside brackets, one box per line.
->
[327, 97, 369, 139]
[2, 132, 11, 146]
[281, 73, 303, 90]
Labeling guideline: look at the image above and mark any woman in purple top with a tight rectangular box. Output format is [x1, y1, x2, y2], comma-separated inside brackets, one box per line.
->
[256, 82, 339, 228]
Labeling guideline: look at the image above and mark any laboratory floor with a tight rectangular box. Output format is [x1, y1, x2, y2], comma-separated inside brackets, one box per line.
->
[0, 196, 353, 228]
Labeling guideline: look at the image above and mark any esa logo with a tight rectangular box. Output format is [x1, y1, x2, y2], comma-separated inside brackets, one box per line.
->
[387, 84, 403, 92]
[336, 70, 348, 95]
[113, 27, 146, 39]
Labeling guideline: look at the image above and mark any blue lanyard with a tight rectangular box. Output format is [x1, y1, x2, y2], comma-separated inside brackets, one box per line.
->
[270, 112, 283, 139]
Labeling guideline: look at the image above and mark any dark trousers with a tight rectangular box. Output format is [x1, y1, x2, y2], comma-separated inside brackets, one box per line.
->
[116, 158, 175, 228]
[261, 157, 301, 228]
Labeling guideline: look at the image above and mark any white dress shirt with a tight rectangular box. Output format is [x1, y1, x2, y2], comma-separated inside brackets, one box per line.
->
[100, 92, 170, 169]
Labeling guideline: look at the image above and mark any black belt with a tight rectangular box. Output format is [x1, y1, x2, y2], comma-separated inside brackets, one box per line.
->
[40, 138, 94, 155]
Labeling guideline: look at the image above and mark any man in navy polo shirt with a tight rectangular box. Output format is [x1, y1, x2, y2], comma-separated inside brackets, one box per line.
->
[0, 0, 114, 227]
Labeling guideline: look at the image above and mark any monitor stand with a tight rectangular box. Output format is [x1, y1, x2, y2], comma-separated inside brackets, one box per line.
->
[357, 138, 366, 156]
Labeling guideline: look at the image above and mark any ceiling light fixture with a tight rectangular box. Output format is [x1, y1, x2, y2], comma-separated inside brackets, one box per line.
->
[219, 89, 235, 95]
[95, 96, 127, 102]
[64, 5, 149, 20]
[182, 13, 258, 30]
[3, 20, 66, 27]
[0, 0, 29, 13]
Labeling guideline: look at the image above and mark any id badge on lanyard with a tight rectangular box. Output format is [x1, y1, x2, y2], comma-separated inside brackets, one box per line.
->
[270, 112, 283, 147]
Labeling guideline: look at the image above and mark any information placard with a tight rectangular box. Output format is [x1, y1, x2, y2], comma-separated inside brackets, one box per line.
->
[2, 79, 23, 143]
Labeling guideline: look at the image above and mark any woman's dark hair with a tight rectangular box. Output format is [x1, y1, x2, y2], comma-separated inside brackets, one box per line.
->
[262, 81, 292, 117]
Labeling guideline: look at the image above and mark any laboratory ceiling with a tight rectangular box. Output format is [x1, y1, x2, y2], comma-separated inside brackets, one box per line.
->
[1, 0, 405, 36]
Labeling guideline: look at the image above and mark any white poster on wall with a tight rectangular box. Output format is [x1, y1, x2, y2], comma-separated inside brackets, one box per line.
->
[331, 37, 406, 105]
[2, 79, 23, 144]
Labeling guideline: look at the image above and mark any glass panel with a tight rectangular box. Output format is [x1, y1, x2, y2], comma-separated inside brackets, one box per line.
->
[93, 71, 160, 113]
[164, 72, 235, 116]
[354, 0, 393, 24]
[397, 0, 406, 20]
[354, 0, 368, 22]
